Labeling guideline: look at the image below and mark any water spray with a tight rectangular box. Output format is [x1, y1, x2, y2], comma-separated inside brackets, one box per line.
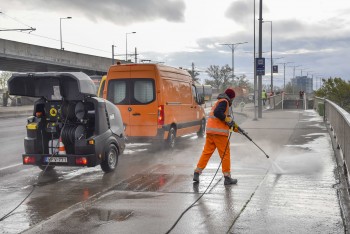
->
[236, 125, 269, 158]
[236, 124, 285, 174]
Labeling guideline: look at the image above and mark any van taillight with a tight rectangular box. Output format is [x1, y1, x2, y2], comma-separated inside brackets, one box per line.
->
[23, 156, 36, 164]
[158, 105, 164, 125]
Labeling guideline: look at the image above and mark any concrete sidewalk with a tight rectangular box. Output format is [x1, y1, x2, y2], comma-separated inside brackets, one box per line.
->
[23, 107, 348, 234]
[0, 104, 33, 118]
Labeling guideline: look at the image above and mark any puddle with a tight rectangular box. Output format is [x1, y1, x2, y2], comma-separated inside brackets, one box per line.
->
[114, 174, 171, 192]
[81, 208, 134, 222]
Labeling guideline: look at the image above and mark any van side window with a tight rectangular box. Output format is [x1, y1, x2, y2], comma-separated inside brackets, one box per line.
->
[134, 80, 155, 104]
[107, 80, 128, 104]
[107, 79, 155, 105]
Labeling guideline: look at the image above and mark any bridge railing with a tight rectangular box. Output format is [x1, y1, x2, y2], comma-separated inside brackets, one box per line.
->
[315, 97, 350, 180]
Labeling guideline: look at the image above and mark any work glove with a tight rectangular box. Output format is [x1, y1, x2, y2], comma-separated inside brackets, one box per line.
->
[232, 122, 239, 133]
[225, 116, 239, 132]
[228, 121, 239, 133]
[225, 116, 234, 127]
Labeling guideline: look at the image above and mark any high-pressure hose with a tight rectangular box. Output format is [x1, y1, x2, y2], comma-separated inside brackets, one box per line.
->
[234, 123, 269, 158]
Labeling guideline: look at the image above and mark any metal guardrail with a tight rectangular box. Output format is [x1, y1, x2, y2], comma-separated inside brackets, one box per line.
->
[314, 97, 350, 180]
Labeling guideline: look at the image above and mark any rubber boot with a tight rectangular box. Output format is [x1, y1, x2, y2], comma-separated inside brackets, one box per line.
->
[193, 172, 200, 183]
[224, 176, 237, 185]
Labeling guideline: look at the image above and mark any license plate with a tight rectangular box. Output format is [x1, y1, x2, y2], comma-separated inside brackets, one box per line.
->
[44, 157, 67, 163]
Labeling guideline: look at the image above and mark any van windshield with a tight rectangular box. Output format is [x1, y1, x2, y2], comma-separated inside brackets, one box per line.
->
[107, 78, 155, 105]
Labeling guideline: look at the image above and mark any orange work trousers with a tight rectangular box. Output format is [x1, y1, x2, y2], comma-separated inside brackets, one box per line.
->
[196, 133, 231, 175]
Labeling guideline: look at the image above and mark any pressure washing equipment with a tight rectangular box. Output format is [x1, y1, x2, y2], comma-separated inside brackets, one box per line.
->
[7, 72, 126, 173]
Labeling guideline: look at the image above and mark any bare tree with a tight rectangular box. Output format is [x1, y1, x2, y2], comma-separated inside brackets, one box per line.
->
[0, 72, 12, 90]
[205, 64, 232, 91]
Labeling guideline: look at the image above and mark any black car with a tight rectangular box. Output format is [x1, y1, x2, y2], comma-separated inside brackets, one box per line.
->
[8, 72, 126, 173]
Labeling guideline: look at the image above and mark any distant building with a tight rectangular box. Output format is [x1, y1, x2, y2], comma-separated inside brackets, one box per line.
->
[291, 76, 313, 93]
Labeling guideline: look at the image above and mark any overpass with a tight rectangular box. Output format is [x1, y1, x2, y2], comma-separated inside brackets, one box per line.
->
[0, 38, 121, 75]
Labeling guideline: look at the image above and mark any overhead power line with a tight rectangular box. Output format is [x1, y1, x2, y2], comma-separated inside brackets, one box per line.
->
[1, 11, 109, 55]
[0, 11, 36, 32]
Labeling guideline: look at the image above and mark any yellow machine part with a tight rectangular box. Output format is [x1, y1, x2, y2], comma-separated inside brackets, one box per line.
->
[26, 123, 38, 130]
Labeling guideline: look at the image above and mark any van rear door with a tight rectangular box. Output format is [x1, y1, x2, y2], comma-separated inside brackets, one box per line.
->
[107, 78, 158, 137]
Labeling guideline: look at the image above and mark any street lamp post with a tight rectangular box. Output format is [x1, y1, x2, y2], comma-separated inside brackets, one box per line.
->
[258, 0, 263, 118]
[277, 62, 293, 90]
[263, 20, 273, 93]
[253, 0, 258, 120]
[220, 42, 248, 79]
[60, 17, 72, 50]
[126, 32, 136, 61]
[112, 45, 117, 65]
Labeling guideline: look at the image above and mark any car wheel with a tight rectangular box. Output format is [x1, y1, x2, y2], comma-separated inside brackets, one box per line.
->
[38, 165, 55, 171]
[166, 126, 176, 149]
[101, 144, 119, 173]
[197, 118, 206, 138]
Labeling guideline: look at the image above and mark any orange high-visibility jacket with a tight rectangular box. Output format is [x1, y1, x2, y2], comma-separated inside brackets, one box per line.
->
[206, 99, 230, 136]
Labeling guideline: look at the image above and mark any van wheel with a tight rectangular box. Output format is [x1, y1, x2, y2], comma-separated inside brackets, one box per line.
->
[166, 127, 176, 149]
[197, 118, 206, 138]
[38, 165, 55, 171]
[101, 144, 119, 173]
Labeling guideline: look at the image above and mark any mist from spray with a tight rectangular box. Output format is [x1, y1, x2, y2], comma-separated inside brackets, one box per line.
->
[270, 133, 333, 175]
[271, 161, 284, 174]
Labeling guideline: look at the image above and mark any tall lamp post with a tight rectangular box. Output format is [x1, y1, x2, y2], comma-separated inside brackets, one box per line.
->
[60, 17, 72, 50]
[258, 0, 263, 118]
[220, 42, 248, 79]
[126, 32, 136, 61]
[112, 45, 117, 65]
[262, 20, 273, 93]
[277, 62, 293, 90]
[253, 0, 257, 120]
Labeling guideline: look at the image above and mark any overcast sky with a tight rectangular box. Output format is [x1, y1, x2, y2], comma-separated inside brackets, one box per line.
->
[1, 0, 350, 89]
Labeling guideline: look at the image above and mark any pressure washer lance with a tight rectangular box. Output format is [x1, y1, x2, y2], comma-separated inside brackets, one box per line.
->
[234, 122, 269, 158]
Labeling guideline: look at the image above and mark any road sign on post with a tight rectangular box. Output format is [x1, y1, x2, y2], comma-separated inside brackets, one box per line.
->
[273, 65, 278, 73]
[256, 58, 265, 75]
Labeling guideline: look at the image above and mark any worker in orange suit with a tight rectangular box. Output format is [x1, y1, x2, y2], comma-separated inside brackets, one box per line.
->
[193, 88, 239, 185]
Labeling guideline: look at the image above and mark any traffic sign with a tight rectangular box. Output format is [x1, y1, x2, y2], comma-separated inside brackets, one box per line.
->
[273, 65, 278, 73]
[256, 58, 265, 75]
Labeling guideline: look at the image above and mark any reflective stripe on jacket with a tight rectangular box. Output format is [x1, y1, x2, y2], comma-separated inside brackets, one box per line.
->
[206, 99, 229, 136]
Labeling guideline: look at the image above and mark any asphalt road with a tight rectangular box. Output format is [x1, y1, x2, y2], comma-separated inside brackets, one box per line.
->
[0, 117, 28, 174]
[0, 112, 247, 233]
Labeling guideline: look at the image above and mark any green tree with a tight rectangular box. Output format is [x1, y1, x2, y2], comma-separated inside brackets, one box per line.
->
[314, 77, 350, 112]
[187, 62, 200, 83]
[205, 64, 232, 91]
[0, 71, 12, 90]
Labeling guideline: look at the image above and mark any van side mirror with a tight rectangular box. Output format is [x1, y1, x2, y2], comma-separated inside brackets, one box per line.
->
[197, 95, 205, 105]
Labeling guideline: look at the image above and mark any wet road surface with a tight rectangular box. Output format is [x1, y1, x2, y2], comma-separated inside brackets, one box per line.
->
[0, 109, 346, 233]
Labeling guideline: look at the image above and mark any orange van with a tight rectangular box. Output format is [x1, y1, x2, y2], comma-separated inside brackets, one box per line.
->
[103, 63, 206, 148]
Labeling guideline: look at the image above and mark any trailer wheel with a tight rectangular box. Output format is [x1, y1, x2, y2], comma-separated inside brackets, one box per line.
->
[101, 144, 119, 173]
[197, 118, 206, 138]
[38, 165, 55, 171]
[166, 126, 176, 149]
